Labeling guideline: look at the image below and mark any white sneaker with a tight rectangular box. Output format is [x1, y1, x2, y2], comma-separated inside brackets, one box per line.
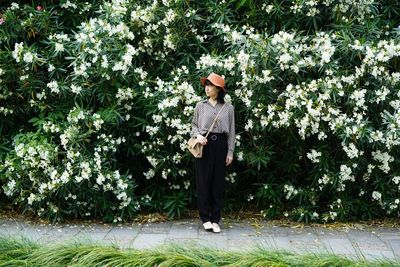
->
[203, 221, 213, 230]
[212, 223, 221, 233]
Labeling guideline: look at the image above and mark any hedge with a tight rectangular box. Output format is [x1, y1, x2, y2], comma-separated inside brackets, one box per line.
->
[0, 0, 400, 223]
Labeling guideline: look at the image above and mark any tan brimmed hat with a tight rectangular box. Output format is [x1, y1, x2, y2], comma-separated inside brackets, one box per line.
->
[200, 73, 226, 92]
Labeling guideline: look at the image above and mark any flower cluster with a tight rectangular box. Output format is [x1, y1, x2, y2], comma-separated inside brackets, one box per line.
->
[0, 106, 137, 222]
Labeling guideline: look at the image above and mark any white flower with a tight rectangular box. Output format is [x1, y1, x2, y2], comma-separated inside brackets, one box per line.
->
[61, 0, 77, 9]
[237, 151, 244, 161]
[244, 119, 253, 131]
[163, 34, 175, 50]
[162, 169, 170, 179]
[372, 150, 394, 173]
[237, 50, 250, 71]
[225, 172, 237, 183]
[339, 165, 354, 182]
[279, 53, 292, 64]
[262, 4, 274, 13]
[350, 89, 366, 108]
[306, 149, 321, 163]
[48, 64, 55, 72]
[374, 86, 390, 103]
[342, 143, 363, 159]
[71, 84, 82, 94]
[96, 173, 106, 185]
[47, 81, 60, 94]
[55, 43, 65, 52]
[27, 193, 36, 205]
[144, 169, 155, 180]
[393, 176, 400, 185]
[5, 179, 16, 196]
[284, 184, 298, 199]
[372, 191, 382, 201]
[12, 42, 24, 62]
[23, 52, 34, 63]
[318, 174, 330, 186]
[93, 117, 104, 130]
[10, 3, 19, 10]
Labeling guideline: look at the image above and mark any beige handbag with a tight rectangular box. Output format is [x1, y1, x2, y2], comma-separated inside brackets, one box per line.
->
[188, 103, 226, 158]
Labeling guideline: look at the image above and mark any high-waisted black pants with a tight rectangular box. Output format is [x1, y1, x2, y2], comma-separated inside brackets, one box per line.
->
[195, 133, 228, 224]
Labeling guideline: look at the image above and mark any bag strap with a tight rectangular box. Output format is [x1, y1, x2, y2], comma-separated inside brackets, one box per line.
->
[204, 103, 226, 138]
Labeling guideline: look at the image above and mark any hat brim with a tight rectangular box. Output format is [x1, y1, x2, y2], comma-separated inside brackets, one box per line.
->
[200, 77, 226, 92]
[200, 77, 207, 86]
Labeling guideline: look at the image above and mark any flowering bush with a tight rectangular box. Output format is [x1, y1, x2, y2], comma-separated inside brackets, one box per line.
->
[0, 0, 399, 222]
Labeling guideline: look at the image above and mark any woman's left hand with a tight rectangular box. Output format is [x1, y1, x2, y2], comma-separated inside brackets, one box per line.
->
[226, 156, 233, 166]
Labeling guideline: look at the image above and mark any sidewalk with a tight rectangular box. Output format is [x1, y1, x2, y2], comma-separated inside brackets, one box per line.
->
[0, 217, 399, 261]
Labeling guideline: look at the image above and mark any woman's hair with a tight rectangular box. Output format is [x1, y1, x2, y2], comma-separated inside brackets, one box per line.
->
[216, 87, 226, 103]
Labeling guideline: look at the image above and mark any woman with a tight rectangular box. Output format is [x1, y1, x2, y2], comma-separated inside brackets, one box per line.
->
[191, 72, 235, 233]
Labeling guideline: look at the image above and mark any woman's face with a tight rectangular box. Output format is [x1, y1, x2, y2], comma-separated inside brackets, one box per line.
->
[204, 80, 219, 99]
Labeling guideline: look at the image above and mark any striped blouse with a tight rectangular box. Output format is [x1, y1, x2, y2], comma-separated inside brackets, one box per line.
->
[191, 99, 235, 157]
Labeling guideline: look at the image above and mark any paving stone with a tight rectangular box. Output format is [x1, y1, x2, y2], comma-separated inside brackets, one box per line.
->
[351, 239, 392, 251]
[19, 225, 54, 242]
[313, 228, 349, 238]
[140, 222, 172, 234]
[0, 224, 26, 237]
[168, 224, 198, 239]
[373, 228, 400, 240]
[346, 229, 395, 260]
[388, 240, 400, 258]
[198, 226, 228, 237]
[319, 237, 357, 255]
[266, 234, 328, 254]
[76, 224, 113, 242]
[165, 238, 199, 247]
[358, 249, 396, 261]
[227, 237, 264, 251]
[346, 229, 380, 240]
[40, 225, 84, 242]
[261, 226, 314, 237]
[197, 234, 228, 250]
[171, 219, 199, 225]
[226, 224, 259, 239]
[0, 219, 24, 229]
[105, 226, 140, 240]
[132, 233, 168, 249]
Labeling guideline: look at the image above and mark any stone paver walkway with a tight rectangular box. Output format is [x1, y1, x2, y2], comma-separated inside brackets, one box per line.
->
[1, 218, 399, 261]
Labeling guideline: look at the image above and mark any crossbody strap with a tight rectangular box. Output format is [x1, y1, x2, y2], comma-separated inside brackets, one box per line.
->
[204, 103, 226, 138]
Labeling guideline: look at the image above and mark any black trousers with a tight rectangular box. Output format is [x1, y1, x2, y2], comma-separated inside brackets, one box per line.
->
[195, 133, 228, 224]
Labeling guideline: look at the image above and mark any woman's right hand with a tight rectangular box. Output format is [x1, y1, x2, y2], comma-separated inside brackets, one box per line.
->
[196, 134, 208, 145]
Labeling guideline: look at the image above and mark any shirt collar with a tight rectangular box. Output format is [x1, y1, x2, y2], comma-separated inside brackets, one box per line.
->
[203, 99, 220, 107]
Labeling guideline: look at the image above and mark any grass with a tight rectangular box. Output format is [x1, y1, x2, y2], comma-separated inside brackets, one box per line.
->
[0, 237, 399, 267]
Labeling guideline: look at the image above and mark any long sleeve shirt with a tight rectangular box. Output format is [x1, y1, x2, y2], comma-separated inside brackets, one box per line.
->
[191, 99, 235, 158]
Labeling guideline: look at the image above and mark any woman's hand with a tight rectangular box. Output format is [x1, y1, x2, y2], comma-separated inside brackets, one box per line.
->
[226, 155, 233, 166]
[196, 134, 208, 145]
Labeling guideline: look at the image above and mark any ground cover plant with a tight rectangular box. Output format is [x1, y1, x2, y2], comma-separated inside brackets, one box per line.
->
[0, 237, 399, 267]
